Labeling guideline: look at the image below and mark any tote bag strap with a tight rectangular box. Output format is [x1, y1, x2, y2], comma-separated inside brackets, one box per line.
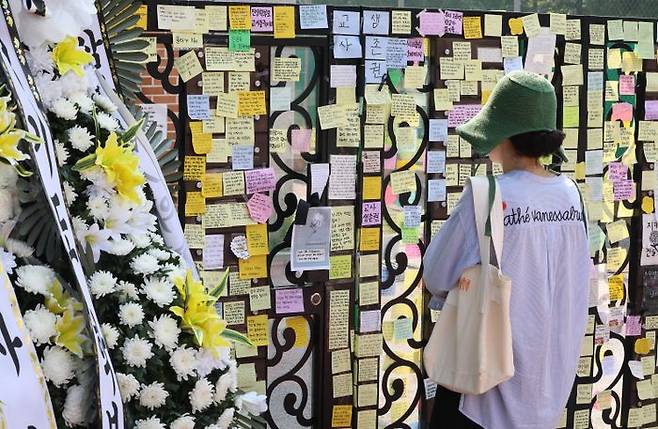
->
[566, 176, 589, 238]
[468, 176, 497, 313]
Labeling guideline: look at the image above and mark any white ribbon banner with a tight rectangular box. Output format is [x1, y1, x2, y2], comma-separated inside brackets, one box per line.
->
[0, 4, 124, 428]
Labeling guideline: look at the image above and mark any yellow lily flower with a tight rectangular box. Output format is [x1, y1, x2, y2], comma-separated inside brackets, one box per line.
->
[94, 132, 145, 203]
[51, 36, 94, 77]
[55, 308, 86, 358]
[170, 270, 229, 353]
[45, 278, 83, 315]
[0, 130, 27, 162]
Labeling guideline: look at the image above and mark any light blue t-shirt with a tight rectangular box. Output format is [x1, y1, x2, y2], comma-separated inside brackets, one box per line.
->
[423, 170, 591, 429]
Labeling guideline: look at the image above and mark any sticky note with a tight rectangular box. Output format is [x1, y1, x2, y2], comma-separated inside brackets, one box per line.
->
[360, 227, 380, 252]
[247, 314, 268, 346]
[274, 6, 295, 39]
[463, 16, 482, 39]
[272, 57, 301, 81]
[229, 30, 250, 52]
[201, 173, 222, 198]
[237, 91, 266, 117]
[246, 224, 269, 256]
[390, 170, 416, 194]
[363, 176, 382, 200]
[484, 14, 502, 37]
[184, 191, 206, 216]
[174, 50, 203, 82]
[332, 405, 352, 427]
[239, 254, 267, 279]
[229, 5, 251, 30]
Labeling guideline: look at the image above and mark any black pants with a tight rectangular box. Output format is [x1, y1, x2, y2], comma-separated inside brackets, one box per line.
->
[429, 385, 483, 429]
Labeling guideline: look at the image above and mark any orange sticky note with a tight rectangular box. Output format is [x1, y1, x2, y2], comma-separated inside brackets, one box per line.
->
[274, 6, 295, 39]
[360, 227, 380, 252]
[184, 191, 206, 216]
[201, 173, 222, 198]
[229, 5, 251, 30]
[363, 176, 382, 200]
[190, 122, 212, 154]
[332, 405, 352, 427]
[239, 254, 268, 279]
[463, 16, 483, 39]
[237, 90, 267, 117]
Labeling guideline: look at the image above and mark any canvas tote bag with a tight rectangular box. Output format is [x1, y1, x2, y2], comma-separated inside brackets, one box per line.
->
[423, 175, 514, 395]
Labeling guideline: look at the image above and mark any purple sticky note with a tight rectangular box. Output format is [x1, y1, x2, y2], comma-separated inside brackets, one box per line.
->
[447, 104, 482, 128]
[608, 162, 627, 182]
[362, 201, 381, 226]
[275, 288, 305, 314]
[613, 179, 634, 201]
[407, 38, 424, 63]
[247, 193, 273, 224]
[626, 315, 641, 336]
[419, 11, 445, 37]
[611, 102, 633, 122]
[619, 74, 635, 96]
[245, 167, 277, 194]
[384, 152, 397, 170]
[444, 10, 463, 35]
[646, 100, 658, 120]
[251, 7, 273, 32]
[291, 128, 312, 152]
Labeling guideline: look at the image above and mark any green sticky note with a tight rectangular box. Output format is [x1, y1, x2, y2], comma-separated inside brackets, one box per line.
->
[229, 29, 250, 52]
[387, 68, 402, 87]
[401, 226, 418, 244]
[563, 105, 580, 128]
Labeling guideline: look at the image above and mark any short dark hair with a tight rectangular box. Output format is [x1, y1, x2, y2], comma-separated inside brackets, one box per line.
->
[508, 130, 565, 159]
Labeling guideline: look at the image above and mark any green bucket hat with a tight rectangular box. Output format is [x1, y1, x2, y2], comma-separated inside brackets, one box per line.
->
[456, 70, 566, 161]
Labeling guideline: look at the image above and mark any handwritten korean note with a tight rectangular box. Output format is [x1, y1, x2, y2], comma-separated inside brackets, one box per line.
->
[463, 16, 482, 39]
[392, 10, 411, 34]
[419, 11, 445, 37]
[275, 288, 304, 314]
[245, 168, 277, 194]
[363, 10, 389, 35]
[273, 6, 295, 39]
[250, 6, 273, 32]
[362, 202, 381, 226]
[247, 193, 273, 224]
[202, 234, 224, 269]
[329, 154, 357, 200]
[239, 255, 267, 279]
[247, 314, 269, 346]
[299, 5, 327, 30]
[174, 50, 203, 82]
[328, 289, 349, 350]
[333, 10, 360, 35]
[330, 206, 355, 252]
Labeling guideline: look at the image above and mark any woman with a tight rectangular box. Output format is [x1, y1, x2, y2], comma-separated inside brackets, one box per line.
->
[423, 70, 591, 429]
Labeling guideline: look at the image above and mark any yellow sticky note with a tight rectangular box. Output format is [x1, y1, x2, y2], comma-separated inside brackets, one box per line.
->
[247, 314, 269, 346]
[229, 5, 251, 30]
[508, 17, 523, 35]
[274, 6, 295, 39]
[222, 171, 245, 196]
[392, 10, 411, 34]
[239, 254, 267, 279]
[183, 155, 206, 181]
[390, 170, 416, 195]
[521, 13, 541, 37]
[246, 224, 269, 256]
[642, 196, 654, 214]
[190, 122, 212, 154]
[329, 255, 352, 280]
[318, 103, 350, 129]
[237, 91, 266, 117]
[216, 92, 239, 119]
[184, 191, 206, 216]
[360, 227, 380, 252]
[575, 162, 585, 180]
[202, 173, 223, 198]
[606, 220, 629, 243]
[608, 275, 624, 301]
[635, 338, 652, 355]
[174, 50, 203, 83]
[135, 5, 148, 29]
[271, 57, 301, 82]
[332, 405, 352, 427]
[363, 176, 382, 200]
[287, 316, 309, 348]
[404, 65, 426, 89]
[463, 16, 483, 39]
[484, 14, 502, 37]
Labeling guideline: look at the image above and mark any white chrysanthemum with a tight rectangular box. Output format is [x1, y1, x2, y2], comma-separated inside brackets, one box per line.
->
[117, 280, 139, 302]
[214, 366, 238, 403]
[109, 239, 136, 256]
[164, 264, 188, 283]
[69, 93, 94, 115]
[131, 253, 159, 275]
[117, 372, 140, 402]
[68, 125, 94, 152]
[93, 93, 118, 112]
[130, 233, 152, 249]
[81, 166, 114, 196]
[87, 196, 109, 220]
[62, 384, 92, 427]
[51, 98, 78, 120]
[134, 416, 166, 429]
[26, 44, 54, 74]
[150, 233, 165, 245]
[71, 216, 89, 244]
[142, 277, 175, 307]
[171, 415, 196, 429]
[24, 304, 57, 345]
[118, 302, 145, 328]
[169, 346, 197, 381]
[57, 69, 90, 100]
[88, 270, 117, 298]
[147, 248, 170, 261]
[139, 381, 169, 410]
[148, 315, 180, 350]
[96, 111, 118, 131]
[15, 264, 55, 295]
[122, 335, 153, 368]
[41, 345, 76, 387]
[189, 378, 215, 413]
[55, 140, 69, 167]
[63, 181, 77, 206]
[216, 407, 235, 429]
[33, 72, 62, 107]
[236, 391, 268, 416]
[101, 323, 120, 349]
[195, 347, 232, 377]
[5, 238, 34, 257]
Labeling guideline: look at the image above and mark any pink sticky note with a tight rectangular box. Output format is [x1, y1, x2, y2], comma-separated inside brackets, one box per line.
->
[613, 179, 634, 201]
[245, 167, 277, 194]
[362, 201, 381, 226]
[447, 104, 481, 128]
[407, 38, 424, 63]
[607, 162, 627, 182]
[247, 193, 273, 224]
[384, 153, 397, 170]
[275, 288, 305, 314]
[444, 10, 463, 35]
[626, 315, 641, 336]
[619, 75, 635, 96]
[405, 244, 421, 259]
[251, 7, 273, 32]
[419, 11, 445, 37]
[611, 102, 633, 122]
[646, 100, 658, 120]
[291, 128, 312, 152]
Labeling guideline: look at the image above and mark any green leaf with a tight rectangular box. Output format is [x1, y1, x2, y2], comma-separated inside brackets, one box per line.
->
[208, 268, 230, 298]
[120, 118, 144, 143]
[72, 153, 97, 172]
[221, 328, 253, 347]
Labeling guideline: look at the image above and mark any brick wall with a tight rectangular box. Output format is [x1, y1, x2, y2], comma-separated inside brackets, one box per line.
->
[139, 43, 180, 143]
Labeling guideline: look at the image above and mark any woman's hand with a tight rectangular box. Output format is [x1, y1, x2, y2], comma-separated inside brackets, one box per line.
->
[458, 275, 471, 291]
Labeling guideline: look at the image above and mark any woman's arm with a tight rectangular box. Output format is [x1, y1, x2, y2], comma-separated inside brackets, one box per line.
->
[423, 184, 480, 308]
